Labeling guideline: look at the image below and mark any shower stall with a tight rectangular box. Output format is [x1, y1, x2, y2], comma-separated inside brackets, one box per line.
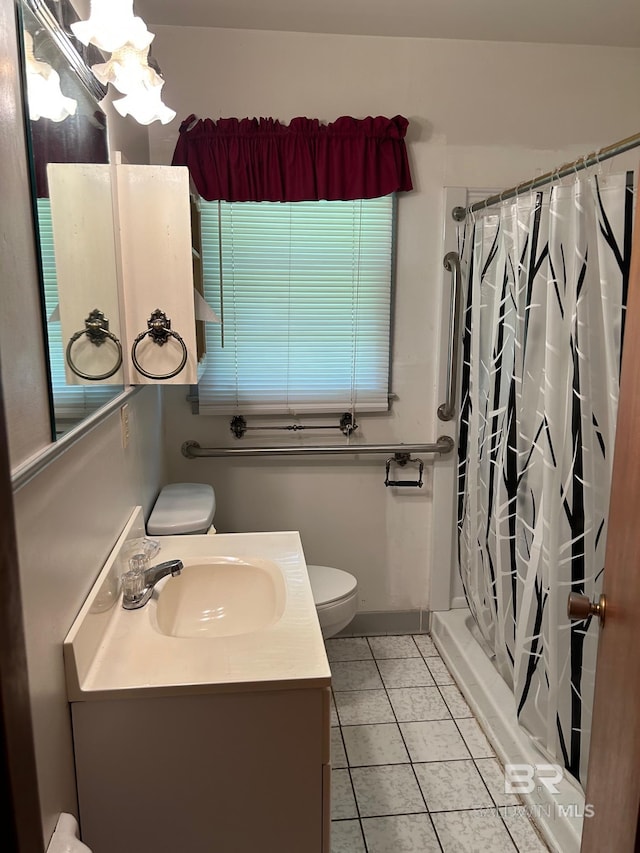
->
[431, 136, 638, 853]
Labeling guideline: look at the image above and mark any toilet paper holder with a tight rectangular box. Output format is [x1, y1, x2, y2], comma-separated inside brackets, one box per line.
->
[384, 453, 424, 488]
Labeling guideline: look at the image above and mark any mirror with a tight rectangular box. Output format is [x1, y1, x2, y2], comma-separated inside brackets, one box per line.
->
[19, 0, 125, 440]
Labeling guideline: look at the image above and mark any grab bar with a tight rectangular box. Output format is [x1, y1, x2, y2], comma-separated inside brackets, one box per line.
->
[437, 251, 463, 422]
[182, 436, 455, 459]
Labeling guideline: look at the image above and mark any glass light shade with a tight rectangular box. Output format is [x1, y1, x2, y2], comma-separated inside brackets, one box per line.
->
[24, 30, 77, 122]
[70, 0, 154, 52]
[112, 82, 176, 126]
[92, 44, 162, 95]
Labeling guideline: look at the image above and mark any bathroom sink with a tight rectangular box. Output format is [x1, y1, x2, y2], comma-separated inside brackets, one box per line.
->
[152, 556, 287, 639]
[64, 518, 330, 700]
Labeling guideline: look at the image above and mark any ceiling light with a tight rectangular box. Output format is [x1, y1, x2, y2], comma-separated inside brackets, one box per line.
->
[91, 44, 163, 95]
[70, 0, 154, 53]
[24, 30, 77, 122]
[112, 82, 176, 126]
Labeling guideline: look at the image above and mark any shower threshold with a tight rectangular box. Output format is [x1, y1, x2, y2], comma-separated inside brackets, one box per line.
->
[431, 608, 584, 853]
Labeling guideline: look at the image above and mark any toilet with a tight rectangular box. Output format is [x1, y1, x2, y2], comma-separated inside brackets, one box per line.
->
[306, 564, 359, 638]
[147, 483, 358, 638]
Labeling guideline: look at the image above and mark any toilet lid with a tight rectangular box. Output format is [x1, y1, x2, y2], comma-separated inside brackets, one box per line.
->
[307, 565, 357, 606]
[147, 483, 216, 535]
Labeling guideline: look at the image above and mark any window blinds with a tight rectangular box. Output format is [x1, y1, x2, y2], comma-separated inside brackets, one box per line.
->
[197, 196, 394, 415]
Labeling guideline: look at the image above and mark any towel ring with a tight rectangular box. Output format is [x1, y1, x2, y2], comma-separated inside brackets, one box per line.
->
[131, 309, 188, 380]
[65, 309, 123, 381]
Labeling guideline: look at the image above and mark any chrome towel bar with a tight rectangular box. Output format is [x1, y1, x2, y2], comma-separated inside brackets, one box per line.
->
[230, 412, 357, 439]
[181, 436, 454, 459]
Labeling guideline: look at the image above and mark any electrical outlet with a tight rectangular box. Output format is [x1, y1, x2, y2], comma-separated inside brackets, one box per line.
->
[120, 404, 130, 449]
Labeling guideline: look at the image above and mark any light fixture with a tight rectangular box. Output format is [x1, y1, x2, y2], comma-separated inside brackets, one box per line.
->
[70, 0, 153, 53]
[91, 44, 162, 94]
[112, 81, 176, 126]
[70, 1, 176, 127]
[23, 30, 77, 122]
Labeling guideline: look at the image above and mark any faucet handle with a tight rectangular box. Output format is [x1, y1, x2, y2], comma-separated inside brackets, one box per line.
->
[128, 553, 149, 573]
[122, 569, 146, 603]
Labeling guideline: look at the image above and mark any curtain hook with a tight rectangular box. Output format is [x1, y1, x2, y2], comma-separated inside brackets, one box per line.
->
[594, 148, 604, 177]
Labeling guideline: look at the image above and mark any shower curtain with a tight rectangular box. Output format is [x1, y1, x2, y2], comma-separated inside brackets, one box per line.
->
[457, 172, 635, 786]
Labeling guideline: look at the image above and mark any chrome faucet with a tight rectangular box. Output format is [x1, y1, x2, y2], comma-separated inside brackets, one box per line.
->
[122, 559, 183, 610]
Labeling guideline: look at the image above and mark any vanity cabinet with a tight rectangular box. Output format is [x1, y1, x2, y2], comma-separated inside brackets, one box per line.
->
[71, 685, 331, 853]
[64, 518, 331, 852]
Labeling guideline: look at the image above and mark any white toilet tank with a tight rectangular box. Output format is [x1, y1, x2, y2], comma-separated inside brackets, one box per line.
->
[147, 483, 216, 535]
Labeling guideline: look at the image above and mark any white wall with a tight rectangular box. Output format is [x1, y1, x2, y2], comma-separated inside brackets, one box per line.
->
[0, 1, 165, 844]
[149, 25, 640, 615]
[13, 387, 163, 844]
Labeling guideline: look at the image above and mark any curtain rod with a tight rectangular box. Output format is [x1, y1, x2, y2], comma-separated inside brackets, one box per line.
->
[452, 130, 640, 221]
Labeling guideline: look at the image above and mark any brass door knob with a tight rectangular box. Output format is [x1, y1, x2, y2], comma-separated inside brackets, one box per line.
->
[567, 592, 606, 626]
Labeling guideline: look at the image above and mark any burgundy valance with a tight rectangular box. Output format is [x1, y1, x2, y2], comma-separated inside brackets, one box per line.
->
[171, 114, 413, 202]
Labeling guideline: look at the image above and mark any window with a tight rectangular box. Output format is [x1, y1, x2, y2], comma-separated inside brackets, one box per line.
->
[37, 199, 117, 422]
[197, 195, 394, 415]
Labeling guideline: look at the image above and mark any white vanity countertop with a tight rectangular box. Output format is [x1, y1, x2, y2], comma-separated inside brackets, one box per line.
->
[64, 510, 331, 701]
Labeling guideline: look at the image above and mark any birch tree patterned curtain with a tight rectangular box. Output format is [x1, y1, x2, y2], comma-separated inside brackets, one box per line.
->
[457, 172, 635, 786]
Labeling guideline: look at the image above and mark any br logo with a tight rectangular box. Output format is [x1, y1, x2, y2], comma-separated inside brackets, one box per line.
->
[504, 764, 563, 794]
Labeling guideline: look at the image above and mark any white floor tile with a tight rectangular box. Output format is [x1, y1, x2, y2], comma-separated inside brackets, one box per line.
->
[439, 684, 474, 718]
[331, 660, 384, 691]
[326, 637, 373, 661]
[351, 764, 426, 817]
[368, 636, 421, 659]
[330, 691, 339, 726]
[342, 723, 410, 766]
[432, 809, 517, 852]
[456, 717, 495, 758]
[329, 633, 550, 853]
[425, 656, 455, 685]
[500, 808, 550, 851]
[377, 658, 435, 688]
[331, 768, 358, 820]
[413, 760, 493, 812]
[334, 690, 395, 725]
[331, 727, 347, 769]
[475, 757, 520, 807]
[363, 814, 441, 853]
[412, 634, 439, 657]
[331, 819, 366, 853]
[387, 686, 451, 722]
[400, 719, 470, 763]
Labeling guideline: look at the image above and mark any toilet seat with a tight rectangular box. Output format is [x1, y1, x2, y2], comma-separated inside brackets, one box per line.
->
[307, 564, 357, 606]
[307, 565, 358, 638]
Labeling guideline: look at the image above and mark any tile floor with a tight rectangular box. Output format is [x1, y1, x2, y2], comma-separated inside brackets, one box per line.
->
[327, 634, 550, 853]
